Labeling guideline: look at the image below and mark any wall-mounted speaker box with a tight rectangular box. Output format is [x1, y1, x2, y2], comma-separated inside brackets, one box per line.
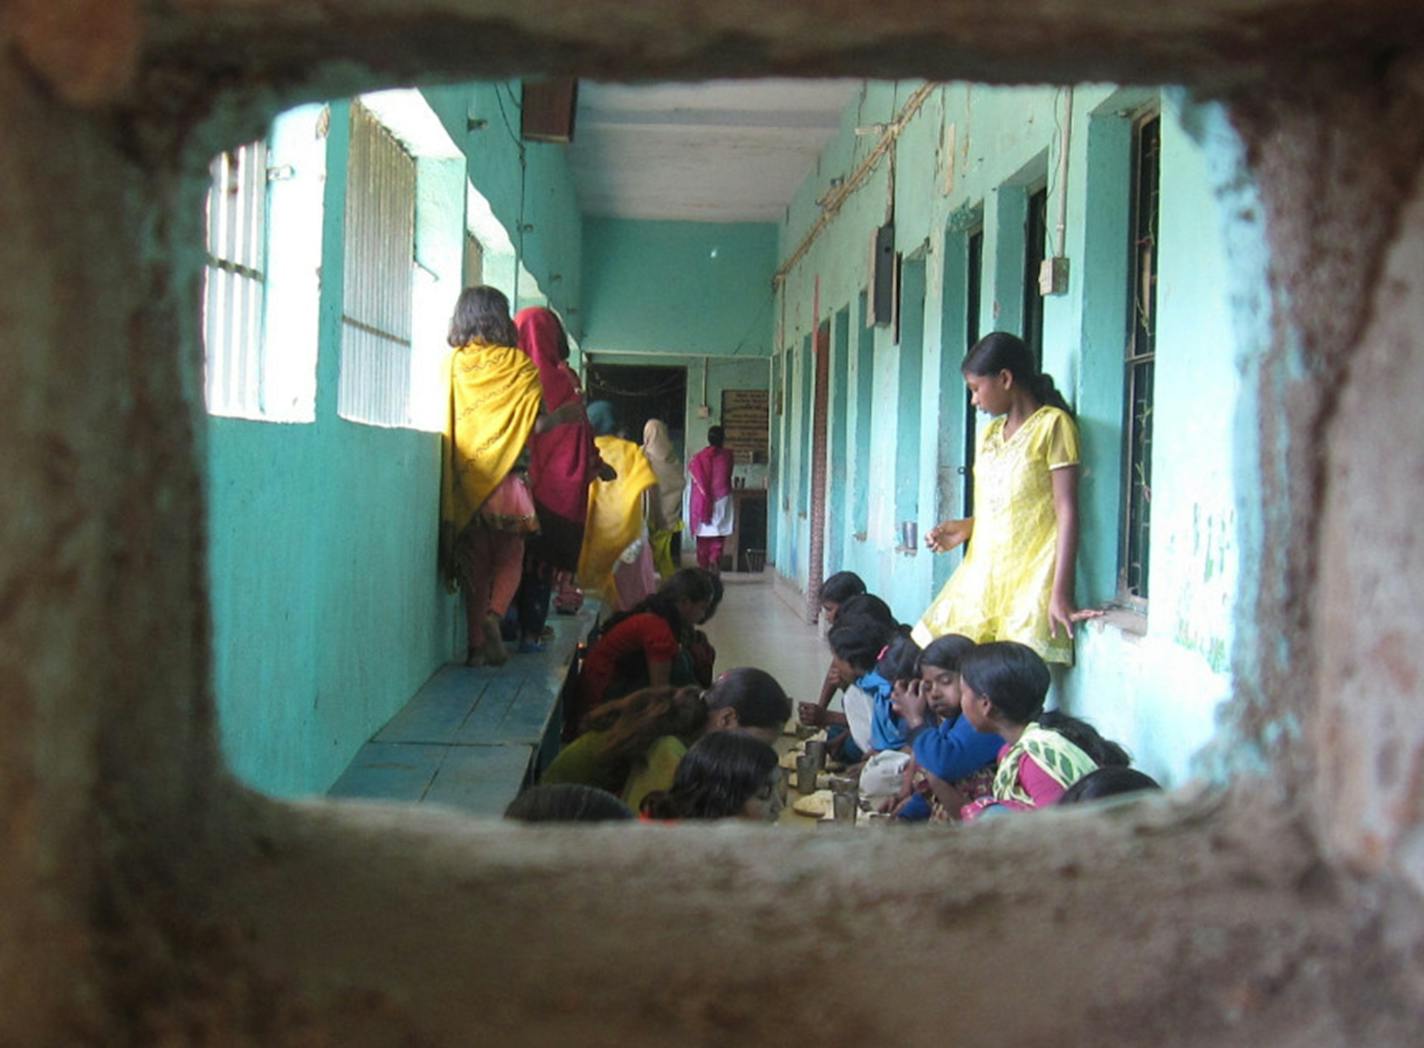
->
[869, 223, 896, 327]
[522, 78, 579, 143]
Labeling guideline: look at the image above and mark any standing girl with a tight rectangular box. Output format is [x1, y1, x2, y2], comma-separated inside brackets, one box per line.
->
[513, 306, 606, 573]
[441, 287, 581, 666]
[955, 641, 1129, 819]
[687, 425, 735, 573]
[641, 419, 686, 577]
[578, 402, 660, 608]
[913, 332, 1098, 663]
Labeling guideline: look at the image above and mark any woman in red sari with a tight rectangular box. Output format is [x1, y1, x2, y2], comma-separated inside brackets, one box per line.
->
[513, 307, 606, 572]
[687, 425, 735, 573]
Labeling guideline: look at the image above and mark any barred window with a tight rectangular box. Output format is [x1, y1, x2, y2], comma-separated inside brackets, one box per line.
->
[338, 102, 417, 427]
[1119, 109, 1161, 603]
[203, 141, 268, 417]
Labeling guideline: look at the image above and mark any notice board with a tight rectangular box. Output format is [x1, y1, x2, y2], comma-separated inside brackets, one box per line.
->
[720, 389, 770, 464]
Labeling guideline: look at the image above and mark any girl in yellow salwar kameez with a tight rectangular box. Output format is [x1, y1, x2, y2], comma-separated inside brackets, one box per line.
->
[441, 286, 584, 666]
[913, 333, 1101, 664]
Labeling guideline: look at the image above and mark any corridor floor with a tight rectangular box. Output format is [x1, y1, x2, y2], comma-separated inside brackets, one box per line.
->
[701, 574, 826, 711]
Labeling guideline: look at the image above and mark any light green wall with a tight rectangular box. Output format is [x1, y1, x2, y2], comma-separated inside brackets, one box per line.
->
[771, 81, 1261, 787]
[581, 218, 777, 357]
[209, 85, 583, 798]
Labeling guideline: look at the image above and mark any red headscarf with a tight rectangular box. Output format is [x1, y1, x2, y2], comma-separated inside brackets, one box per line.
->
[514, 307, 600, 540]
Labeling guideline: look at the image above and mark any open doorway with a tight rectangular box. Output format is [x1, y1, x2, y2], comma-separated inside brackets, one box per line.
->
[584, 361, 689, 450]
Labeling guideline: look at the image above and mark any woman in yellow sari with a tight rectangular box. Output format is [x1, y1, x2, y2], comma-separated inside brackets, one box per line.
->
[441, 286, 583, 666]
[577, 402, 659, 608]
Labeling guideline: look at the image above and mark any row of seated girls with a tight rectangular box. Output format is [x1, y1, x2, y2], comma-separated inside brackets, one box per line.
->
[804, 570, 1160, 821]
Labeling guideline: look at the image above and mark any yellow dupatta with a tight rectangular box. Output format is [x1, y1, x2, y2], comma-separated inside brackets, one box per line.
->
[439, 341, 543, 561]
[577, 435, 658, 598]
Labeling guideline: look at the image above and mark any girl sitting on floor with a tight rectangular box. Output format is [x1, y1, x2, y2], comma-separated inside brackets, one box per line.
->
[571, 568, 717, 733]
[886, 634, 1004, 821]
[541, 686, 707, 799]
[641, 732, 783, 822]
[802, 593, 900, 760]
[799, 571, 867, 734]
[622, 666, 793, 811]
[826, 616, 919, 757]
[955, 641, 1129, 820]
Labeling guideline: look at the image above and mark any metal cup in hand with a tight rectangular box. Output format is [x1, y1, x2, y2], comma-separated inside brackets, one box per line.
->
[794, 753, 818, 796]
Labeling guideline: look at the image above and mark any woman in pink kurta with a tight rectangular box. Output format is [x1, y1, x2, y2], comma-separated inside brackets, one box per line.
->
[687, 426, 735, 574]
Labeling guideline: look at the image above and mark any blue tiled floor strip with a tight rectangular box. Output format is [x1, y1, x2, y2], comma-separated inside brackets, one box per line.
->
[328, 603, 597, 816]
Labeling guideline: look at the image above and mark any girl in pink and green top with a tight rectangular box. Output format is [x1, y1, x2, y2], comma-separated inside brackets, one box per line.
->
[955, 641, 1130, 820]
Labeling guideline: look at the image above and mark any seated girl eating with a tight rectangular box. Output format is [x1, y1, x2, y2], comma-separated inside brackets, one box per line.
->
[798, 584, 894, 763]
[571, 568, 716, 733]
[954, 641, 1130, 820]
[885, 634, 1004, 820]
[825, 615, 919, 757]
[541, 685, 707, 800]
[640, 732, 783, 822]
[622, 666, 792, 811]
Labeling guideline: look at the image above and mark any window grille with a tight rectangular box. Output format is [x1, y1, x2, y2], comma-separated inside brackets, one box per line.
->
[338, 102, 416, 427]
[203, 140, 268, 416]
[1119, 110, 1161, 603]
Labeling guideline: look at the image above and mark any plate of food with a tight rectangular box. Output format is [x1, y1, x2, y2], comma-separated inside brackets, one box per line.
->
[792, 790, 834, 819]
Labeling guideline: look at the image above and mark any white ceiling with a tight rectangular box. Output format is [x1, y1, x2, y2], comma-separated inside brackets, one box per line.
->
[569, 79, 860, 223]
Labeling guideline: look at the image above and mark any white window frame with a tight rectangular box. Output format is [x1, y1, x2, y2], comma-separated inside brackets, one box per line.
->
[337, 101, 418, 428]
[203, 141, 268, 417]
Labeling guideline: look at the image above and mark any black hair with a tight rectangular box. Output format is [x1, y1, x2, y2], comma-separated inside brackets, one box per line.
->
[875, 634, 922, 684]
[959, 642, 1131, 767]
[1038, 711, 1132, 769]
[707, 425, 725, 448]
[821, 571, 867, 605]
[828, 615, 900, 676]
[704, 667, 792, 730]
[962, 332, 1072, 415]
[1059, 766, 1161, 804]
[958, 641, 1051, 723]
[600, 568, 716, 638]
[505, 784, 634, 823]
[833, 593, 895, 628]
[702, 572, 726, 624]
[448, 285, 519, 349]
[641, 732, 779, 820]
[576, 686, 709, 764]
[917, 634, 976, 675]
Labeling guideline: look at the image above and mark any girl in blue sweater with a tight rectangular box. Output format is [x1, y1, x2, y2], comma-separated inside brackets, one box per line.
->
[888, 634, 1004, 820]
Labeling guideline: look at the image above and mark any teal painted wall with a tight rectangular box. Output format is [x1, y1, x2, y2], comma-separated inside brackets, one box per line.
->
[209, 84, 584, 798]
[771, 82, 1263, 787]
[581, 219, 777, 357]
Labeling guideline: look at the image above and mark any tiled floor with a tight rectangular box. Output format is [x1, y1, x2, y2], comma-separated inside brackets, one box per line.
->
[701, 574, 827, 709]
